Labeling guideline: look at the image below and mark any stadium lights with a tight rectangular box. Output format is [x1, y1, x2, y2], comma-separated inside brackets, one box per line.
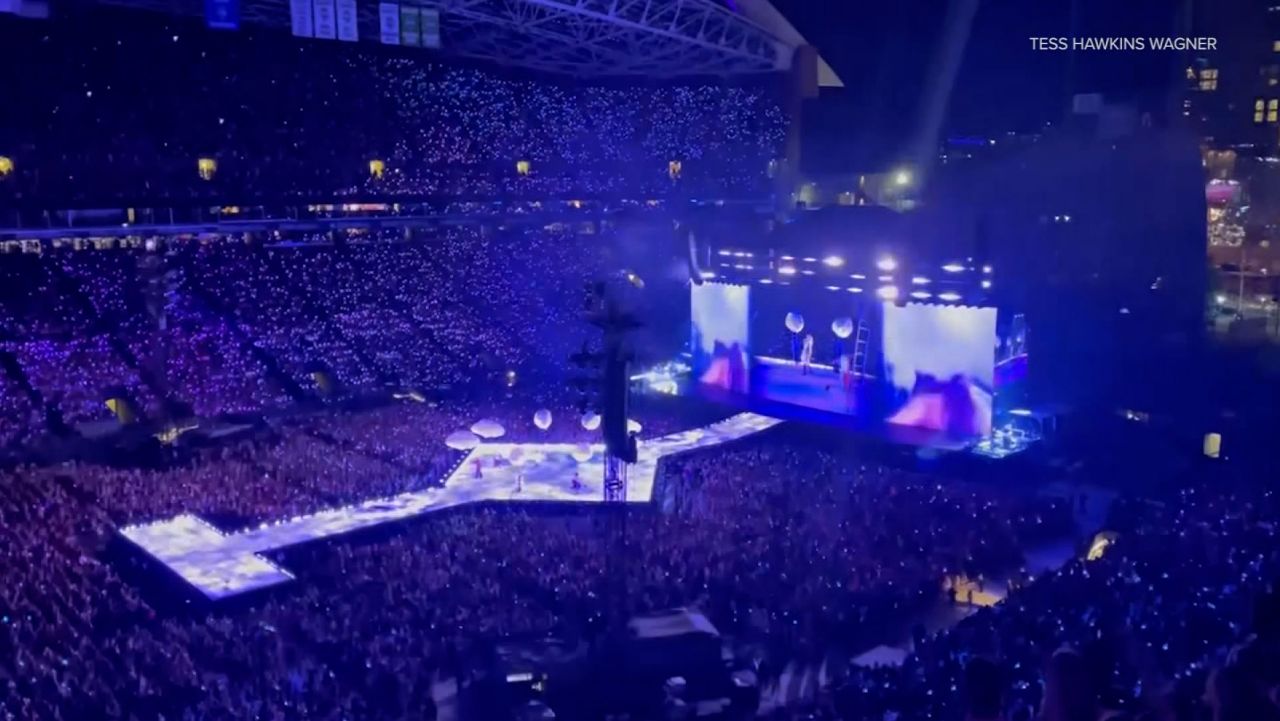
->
[876, 285, 899, 300]
[911, 276, 930, 285]
[942, 262, 966, 273]
[825, 285, 841, 291]
[937, 291, 962, 302]
[802, 256, 818, 263]
[800, 269, 816, 276]
[778, 266, 798, 276]
[780, 255, 795, 261]
[718, 249, 733, 256]
[982, 265, 993, 274]
[760, 278, 774, 284]
[876, 256, 897, 272]
[700, 271, 716, 280]
[981, 279, 992, 289]
[823, 255, 845, 267]
[910, 290, 932, 300]
[894, 169, 912, 187]
[878, 275, 894, 282]
[850, 273, 867, 280]
[847, 287, 864, 293]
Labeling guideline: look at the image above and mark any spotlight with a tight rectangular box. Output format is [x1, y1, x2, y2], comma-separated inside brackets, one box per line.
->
[876, 256, 897, 272]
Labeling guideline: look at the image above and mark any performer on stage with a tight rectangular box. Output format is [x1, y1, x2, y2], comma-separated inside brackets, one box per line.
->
[515, 472, 524, 493]
[472, 458, 484, 479]
[800, 333, 815, 375]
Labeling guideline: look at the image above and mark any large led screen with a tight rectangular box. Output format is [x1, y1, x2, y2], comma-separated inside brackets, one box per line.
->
[690, 282, 750, 394]
[882, 303, 997, 436]
[689, 283, 998, 440]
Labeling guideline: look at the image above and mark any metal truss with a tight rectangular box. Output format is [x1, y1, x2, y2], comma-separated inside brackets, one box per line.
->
[436, 0, 790, 77]
[99, 0, 794, 78]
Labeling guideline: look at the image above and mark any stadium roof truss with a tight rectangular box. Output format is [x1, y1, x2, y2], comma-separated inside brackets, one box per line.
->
[437, 0, 790, 77]
[102, 0, 842, 80]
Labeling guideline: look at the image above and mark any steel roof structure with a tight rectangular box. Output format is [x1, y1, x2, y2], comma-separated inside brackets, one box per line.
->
[100, 0, 843, 82]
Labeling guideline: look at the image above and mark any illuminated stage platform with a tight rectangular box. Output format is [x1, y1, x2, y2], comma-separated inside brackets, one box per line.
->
[120, 413, 782, 600]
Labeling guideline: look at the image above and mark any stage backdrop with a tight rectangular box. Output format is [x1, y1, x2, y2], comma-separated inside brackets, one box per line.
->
[689, 283, 999, 440]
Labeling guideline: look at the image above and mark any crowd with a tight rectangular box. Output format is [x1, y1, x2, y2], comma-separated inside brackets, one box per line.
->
[0, 10, 785, 205]
[0, 221, 641, 445]
[5, 415, 1089, 721]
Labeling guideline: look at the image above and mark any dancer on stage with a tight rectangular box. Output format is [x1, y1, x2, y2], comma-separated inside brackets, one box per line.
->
[800, 333, 815, 375]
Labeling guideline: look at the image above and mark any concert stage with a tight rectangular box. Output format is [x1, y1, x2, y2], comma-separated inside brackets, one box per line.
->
[120, 413, 782, 600]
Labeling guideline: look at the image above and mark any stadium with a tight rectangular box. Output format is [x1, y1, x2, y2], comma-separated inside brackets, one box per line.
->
[0, 2, 1277, 721]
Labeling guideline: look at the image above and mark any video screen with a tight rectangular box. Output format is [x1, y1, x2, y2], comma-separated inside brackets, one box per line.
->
[690, 282, 750, 394]
[882, 303, 997, 436]
[690, 282, 998, 439]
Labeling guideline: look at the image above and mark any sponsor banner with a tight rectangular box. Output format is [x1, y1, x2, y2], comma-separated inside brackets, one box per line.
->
[290, 0, 314, 37]
[400, 5, 421, 47]
[313, 0, 337, 39]
[336, 0, 358, 41]
[378, 2, 400, 44]
[421, 7, 440, 48]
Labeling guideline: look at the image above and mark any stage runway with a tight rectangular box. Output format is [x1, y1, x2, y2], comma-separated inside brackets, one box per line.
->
[120, 413, 782, 600]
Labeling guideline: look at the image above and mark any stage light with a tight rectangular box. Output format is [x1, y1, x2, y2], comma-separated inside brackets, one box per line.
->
[780, 255, 795, 261]
[847, 287, 863, 293]
[878, 275, 894, 282]
[1215, 294, 1227, 305]
[825, 285, 841, 291]
[942, 262, 965, 273]
[876, 285, 899, 300]
[1009, 408, 1033, 416]
[718, 249, 732, 256]
[982, 265, 993, 274]
[700, 271, 716, 280]
[911, 276, 930, 285]
[876, 256, 897, 272]
[981, 279, 992, 289]
[802, 256, 818, 263]
[910, 290, 931, 300]
[760, 278, 774, 284]
[850, 273, 866, 280]
[800, 269, 816, 276]
[778, 266, 797, 276]
[822, 255, 845, 267]
[894, 169, 912, 186]
[937, 291, 961, 302]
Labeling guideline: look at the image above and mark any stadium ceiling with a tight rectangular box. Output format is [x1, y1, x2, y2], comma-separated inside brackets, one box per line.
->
[437, 0, 842, 81]
[103, 0, 843, 83]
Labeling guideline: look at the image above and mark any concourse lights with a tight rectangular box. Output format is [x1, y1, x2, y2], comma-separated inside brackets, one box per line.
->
[822, 255, 845, 268]
[876, 256, 897, 272]
[876, 285, 899, 300]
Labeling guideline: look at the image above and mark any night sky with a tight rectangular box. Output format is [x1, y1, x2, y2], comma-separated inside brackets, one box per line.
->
[773, 0, 1192, 171]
